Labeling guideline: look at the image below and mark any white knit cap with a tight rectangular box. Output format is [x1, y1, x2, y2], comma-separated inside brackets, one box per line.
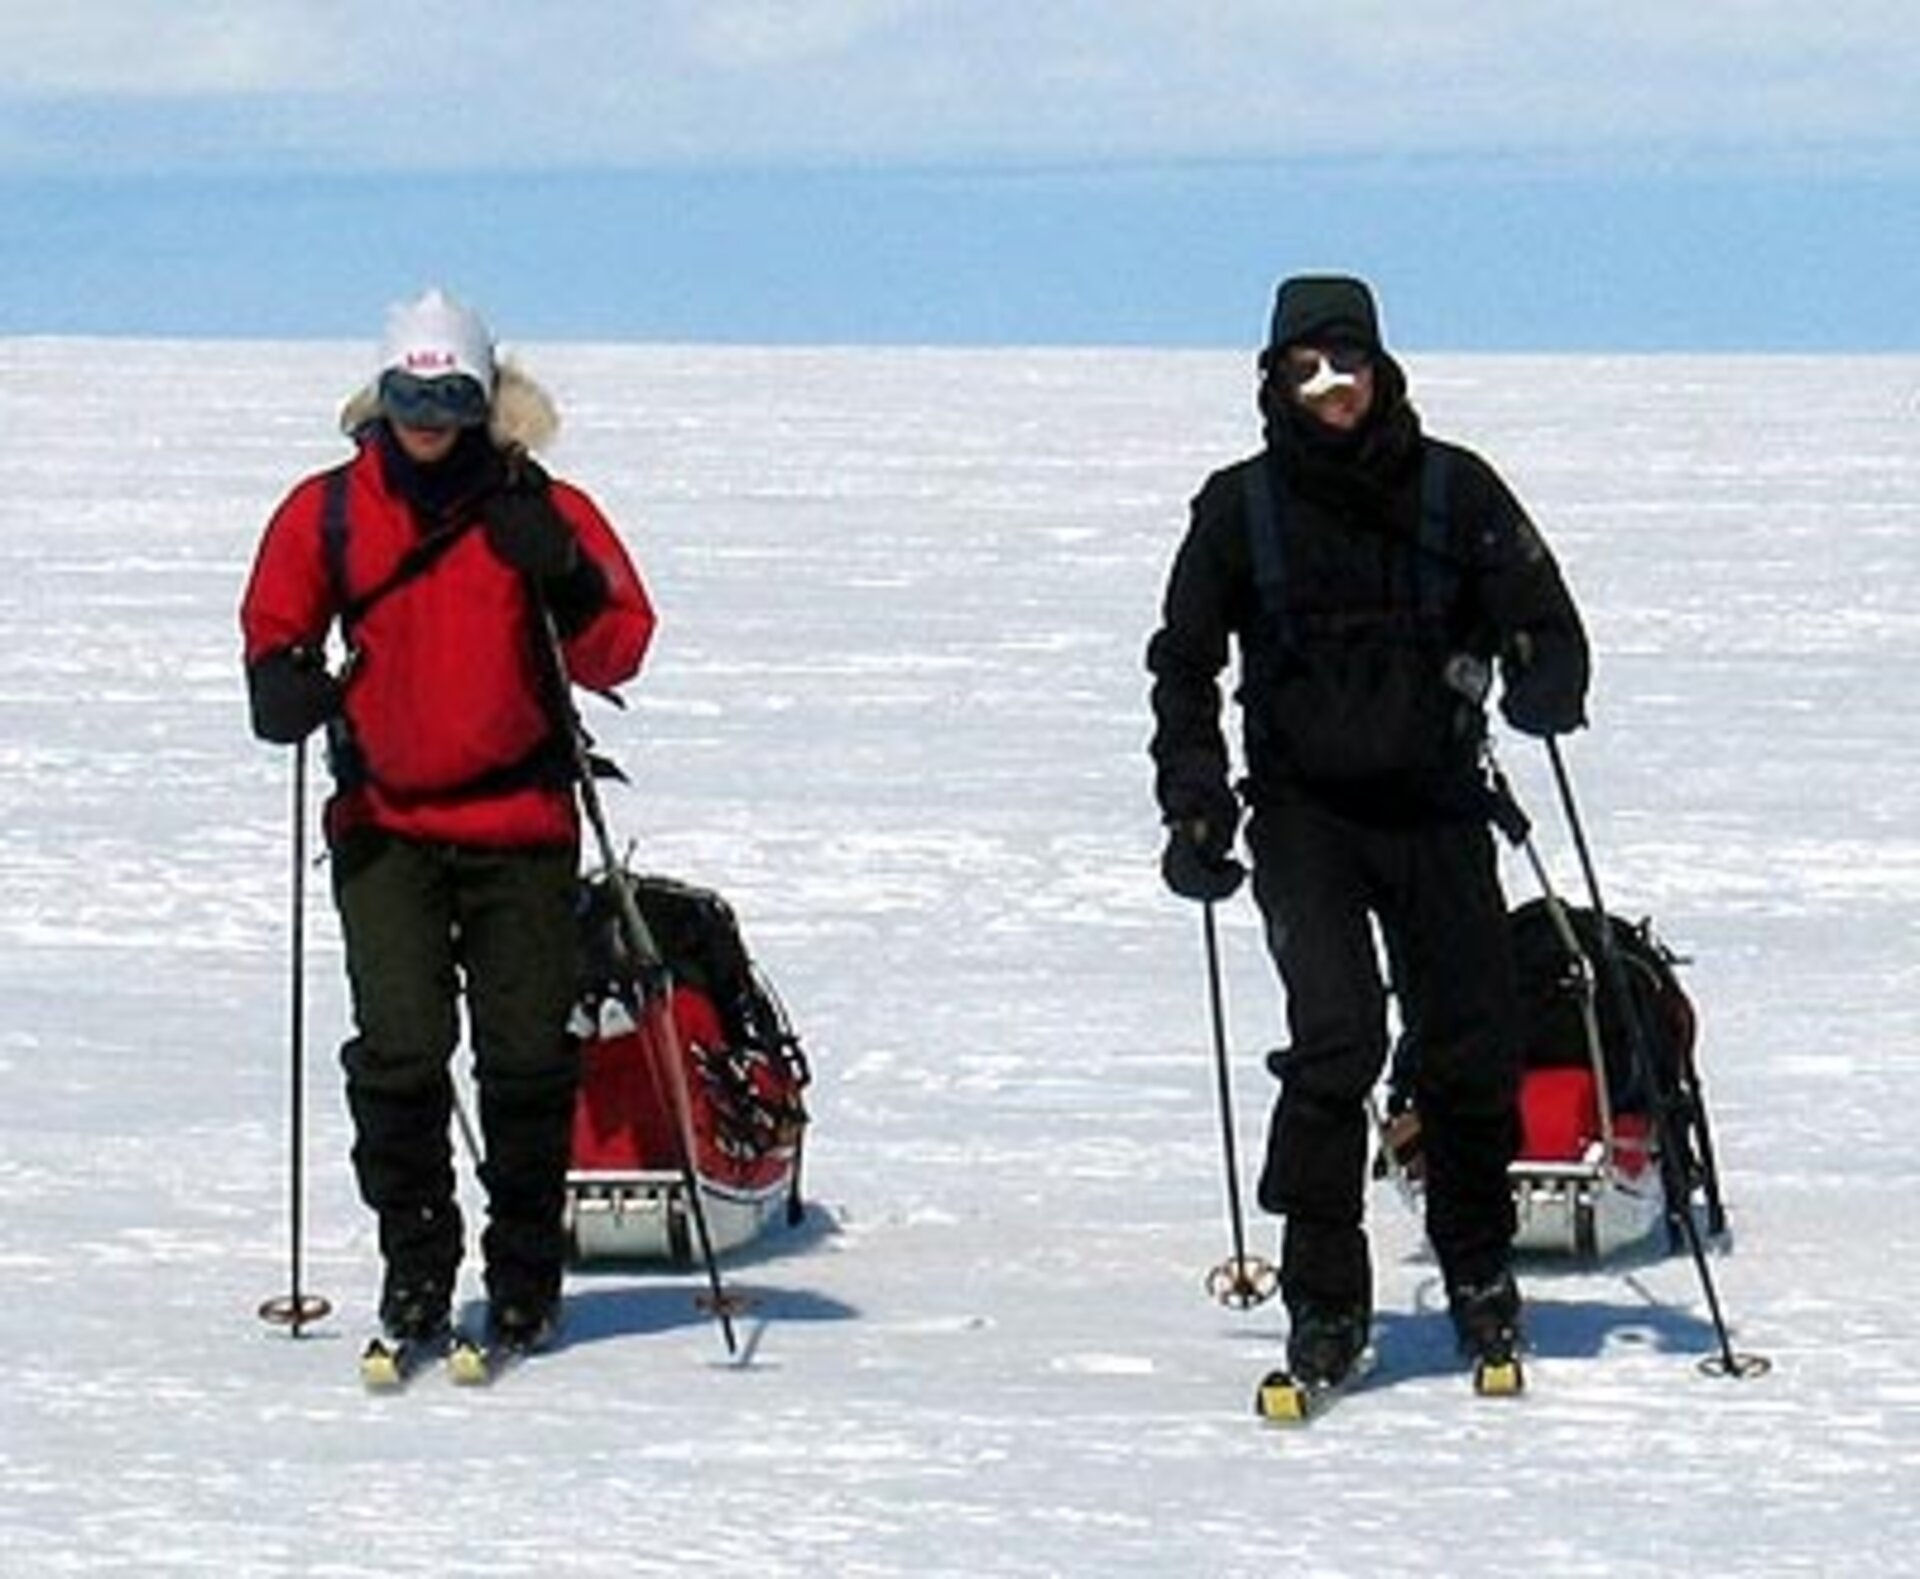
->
[378, 287, 495, 396]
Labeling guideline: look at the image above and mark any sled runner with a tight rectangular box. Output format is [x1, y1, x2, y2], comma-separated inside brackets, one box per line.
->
[565, 869, 811, 1266]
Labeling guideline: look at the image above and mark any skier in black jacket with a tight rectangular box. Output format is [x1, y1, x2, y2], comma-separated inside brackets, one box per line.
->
[1147, 274, 1589, 1386]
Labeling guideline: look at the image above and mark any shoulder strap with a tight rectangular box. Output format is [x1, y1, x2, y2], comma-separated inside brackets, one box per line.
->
[320, 464, 352, 615]
[1412, 443, 1456, 613]
[1243, 458, 1290, 637]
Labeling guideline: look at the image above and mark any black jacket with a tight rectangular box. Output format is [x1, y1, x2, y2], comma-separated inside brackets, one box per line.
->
[1147, 374, 1588, 827]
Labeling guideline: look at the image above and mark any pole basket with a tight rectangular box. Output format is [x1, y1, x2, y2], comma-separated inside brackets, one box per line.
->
[257, 1292, 332, 1334]
[1699, 1351, 1772, 1380]
[1206, 1255, 1279, 1309]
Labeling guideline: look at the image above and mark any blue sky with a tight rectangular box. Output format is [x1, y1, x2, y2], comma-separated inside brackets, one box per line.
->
[3, 3, 1918, 349]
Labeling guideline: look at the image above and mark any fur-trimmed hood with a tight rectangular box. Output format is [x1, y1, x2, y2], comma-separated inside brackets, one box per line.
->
[338, 358, 560, 454]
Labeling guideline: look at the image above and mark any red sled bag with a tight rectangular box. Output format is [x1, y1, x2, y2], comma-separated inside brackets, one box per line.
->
[565, 870, 810, 1265]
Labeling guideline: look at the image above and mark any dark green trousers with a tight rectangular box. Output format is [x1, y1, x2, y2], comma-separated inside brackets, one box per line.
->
[331, 828, 581, 1305]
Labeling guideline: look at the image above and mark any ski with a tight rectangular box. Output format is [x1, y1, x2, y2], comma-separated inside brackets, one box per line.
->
[1253, 1351, 1376, 1425]
[358, 1332, 446, 1392]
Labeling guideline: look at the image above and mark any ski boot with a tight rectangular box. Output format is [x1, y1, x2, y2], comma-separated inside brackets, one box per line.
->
[1287, 1304, 1371, 1386]
[1450, 1272, 1525, 1396]
[487, 1292, 561, 1355]
[379, 1278, 454, 1344]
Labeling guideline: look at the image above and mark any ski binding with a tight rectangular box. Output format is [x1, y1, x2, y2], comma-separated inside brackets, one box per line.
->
[447, 1333, 504, 1386]
[1472, 1353, 1526, 1397]
[358, 1332, 445, 1392]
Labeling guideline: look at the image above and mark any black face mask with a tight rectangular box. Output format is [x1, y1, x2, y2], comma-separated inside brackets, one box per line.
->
[1282, 392, 1370, 452]
[376, 423, 497, 523]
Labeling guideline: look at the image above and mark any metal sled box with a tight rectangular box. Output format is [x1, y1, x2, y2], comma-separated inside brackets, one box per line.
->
[1510, 1151, 1665, 1260]
[565, 1169, 792, 1266]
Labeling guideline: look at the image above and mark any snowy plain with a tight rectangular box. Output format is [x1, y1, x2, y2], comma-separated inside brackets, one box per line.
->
[2, 339, 1917, 1578]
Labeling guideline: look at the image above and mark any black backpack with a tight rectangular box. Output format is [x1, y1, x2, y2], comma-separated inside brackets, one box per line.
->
[1509, 899, 1695, 1113]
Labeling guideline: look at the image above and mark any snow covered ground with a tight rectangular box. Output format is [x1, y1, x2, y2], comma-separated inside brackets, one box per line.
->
[2, 339, 1917, 1577]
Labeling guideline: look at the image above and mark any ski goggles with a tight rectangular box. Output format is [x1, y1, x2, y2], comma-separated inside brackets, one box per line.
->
[378, 369, 491, 430]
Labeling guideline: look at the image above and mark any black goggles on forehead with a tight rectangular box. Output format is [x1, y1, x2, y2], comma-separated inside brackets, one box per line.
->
[378, 369, 491, 430]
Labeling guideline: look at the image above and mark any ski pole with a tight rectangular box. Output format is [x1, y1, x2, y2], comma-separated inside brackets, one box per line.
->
[533, 600, 741, 1356]
[1545, 738, 1768, 1379]
[258, 734, 332, 1335]
[1200, 899, 1278, 1309]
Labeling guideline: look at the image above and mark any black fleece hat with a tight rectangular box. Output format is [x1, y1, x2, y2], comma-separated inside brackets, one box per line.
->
[1267, 274, 1383, 354]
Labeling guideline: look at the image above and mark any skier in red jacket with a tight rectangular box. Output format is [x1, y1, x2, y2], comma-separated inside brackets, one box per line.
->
[241, 288, 655, 1353]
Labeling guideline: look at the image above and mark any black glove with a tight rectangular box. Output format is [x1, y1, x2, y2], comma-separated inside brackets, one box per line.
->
[1159, 780, 1245, 902]
[482, 455, 579, 580]
[545, 555, 610, 637]
[1162, 821, 1246, 902]
[1499, 632, 1587, 738]
[247, 645, 340, 744]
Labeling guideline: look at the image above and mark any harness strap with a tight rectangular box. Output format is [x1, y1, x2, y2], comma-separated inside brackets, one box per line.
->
[358, 732, 576, 807]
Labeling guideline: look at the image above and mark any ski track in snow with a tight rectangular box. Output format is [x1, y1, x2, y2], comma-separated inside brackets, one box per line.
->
[2, 342, 1918, 1577]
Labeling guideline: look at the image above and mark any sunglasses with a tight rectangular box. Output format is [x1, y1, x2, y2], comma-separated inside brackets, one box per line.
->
[1282, 345, 1373, 398]
[378, 369, 491, 430]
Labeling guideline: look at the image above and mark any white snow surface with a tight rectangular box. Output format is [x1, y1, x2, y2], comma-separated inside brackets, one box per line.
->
[3, 341, 1917, 1577]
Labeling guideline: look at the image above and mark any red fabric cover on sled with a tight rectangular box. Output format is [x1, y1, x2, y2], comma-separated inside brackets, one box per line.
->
[571, 986, 794, 1192]
[1518, 1068, 1598, 1162]
[572, 987, 725, 1173]
[1518, 1067, 1655, 1177]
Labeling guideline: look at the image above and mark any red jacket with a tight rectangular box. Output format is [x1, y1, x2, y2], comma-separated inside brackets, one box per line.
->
[242, 434, 655, 848]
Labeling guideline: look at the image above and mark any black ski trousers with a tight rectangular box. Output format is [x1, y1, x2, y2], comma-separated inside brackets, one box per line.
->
[331, 828, 581, 1307]
[1250, 796, 1519, 1316]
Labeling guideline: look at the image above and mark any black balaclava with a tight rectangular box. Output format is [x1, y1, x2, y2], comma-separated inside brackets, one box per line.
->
[1257, 273, 1423, 509]
[375, 423, 499, 527]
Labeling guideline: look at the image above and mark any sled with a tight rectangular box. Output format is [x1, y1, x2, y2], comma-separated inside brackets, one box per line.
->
[1376, 900, 1725, 1263]
[564, 872, 810, 1267]
[1505, 899, 1723, 1260]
